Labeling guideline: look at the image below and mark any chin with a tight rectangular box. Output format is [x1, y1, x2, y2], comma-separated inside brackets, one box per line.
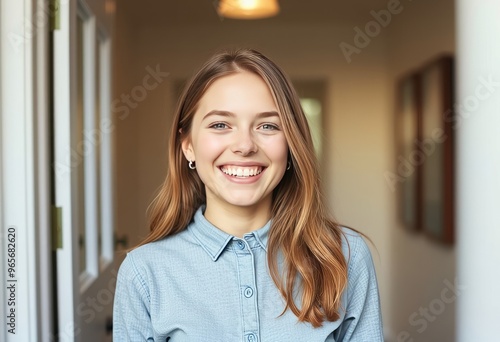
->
[225, 199, 260, 208]
[223, 194, 266, 208]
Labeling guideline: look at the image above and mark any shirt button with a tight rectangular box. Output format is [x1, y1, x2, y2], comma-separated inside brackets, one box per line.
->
[236, 240, 245, 250]
[244, 287, 254, 298]
[247, 333, 257, 342]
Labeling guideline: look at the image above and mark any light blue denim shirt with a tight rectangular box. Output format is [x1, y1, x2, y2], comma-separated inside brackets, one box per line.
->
[113, 206, 383, 341]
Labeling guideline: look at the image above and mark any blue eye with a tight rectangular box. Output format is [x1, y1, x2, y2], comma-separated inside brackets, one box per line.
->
[260, 124, 279, 130]
[210, 122, 228, 129]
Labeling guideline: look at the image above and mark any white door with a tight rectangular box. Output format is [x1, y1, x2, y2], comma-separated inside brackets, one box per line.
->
[52, 0, 115, 341]
[1, 0, 55, 340]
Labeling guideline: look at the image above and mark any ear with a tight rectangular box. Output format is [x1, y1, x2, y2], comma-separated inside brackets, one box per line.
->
[181, 137, 195, 162]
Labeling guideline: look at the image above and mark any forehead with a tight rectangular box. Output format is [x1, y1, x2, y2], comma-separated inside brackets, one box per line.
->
[195, 70, 278, 118]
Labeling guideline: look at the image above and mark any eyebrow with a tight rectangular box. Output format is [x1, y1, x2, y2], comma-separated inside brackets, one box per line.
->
[202, 110, 280, 121]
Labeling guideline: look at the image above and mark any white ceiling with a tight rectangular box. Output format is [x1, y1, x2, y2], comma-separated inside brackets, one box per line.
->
[119, 0, 393, 27]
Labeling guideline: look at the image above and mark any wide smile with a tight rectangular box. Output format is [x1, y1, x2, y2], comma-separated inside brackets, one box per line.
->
[219, 165, 265, 178]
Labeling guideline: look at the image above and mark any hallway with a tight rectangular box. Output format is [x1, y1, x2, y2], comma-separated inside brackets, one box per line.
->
[1, 0, 499, 341]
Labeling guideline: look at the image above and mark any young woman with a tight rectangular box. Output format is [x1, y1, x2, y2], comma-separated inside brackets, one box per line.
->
[113, 49, 383, 341]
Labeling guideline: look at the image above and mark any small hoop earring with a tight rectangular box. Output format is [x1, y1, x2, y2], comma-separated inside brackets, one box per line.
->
[188, 160, 196, 169]
[286, 161, 291, 170]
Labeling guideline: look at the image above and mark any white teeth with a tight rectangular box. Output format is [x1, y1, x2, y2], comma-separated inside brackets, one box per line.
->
[221, 166, 263, 177]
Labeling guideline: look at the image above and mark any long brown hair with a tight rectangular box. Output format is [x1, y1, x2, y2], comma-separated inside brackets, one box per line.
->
[137, 49, 348, 327]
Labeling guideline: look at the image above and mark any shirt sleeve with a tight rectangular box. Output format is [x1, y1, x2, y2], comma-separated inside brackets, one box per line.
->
[334, 234, 384, 341]
[113, 253, 154, 341]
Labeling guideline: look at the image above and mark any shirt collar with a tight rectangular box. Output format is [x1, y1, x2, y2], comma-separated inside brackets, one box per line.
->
[188, 205, 271, 261]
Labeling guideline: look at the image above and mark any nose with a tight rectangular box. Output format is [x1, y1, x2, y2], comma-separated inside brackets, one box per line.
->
[231, 129, 258, 156]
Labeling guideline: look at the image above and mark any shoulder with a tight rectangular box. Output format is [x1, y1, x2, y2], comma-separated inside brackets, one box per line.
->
[339, 227, 375, 275]
[336, 228, 383, 340]
[118, 229, 193, 280]
[338, 227, 380, 308]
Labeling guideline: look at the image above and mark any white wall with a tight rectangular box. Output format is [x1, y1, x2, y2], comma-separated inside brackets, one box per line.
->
[112, 0, 456, 339]
[456, 0, 500, 340]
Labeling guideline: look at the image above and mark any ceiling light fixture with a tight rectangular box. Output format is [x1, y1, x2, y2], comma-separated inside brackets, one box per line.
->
[218, 0, 280, 20]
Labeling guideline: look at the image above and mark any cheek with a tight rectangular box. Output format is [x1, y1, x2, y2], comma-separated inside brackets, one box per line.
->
[194, 134, 226, 160]
[250, 136, 288, 172]
[267, 136, 289, 162]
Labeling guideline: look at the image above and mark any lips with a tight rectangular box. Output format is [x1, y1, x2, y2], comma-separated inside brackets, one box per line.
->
[219, 165, 264, 178]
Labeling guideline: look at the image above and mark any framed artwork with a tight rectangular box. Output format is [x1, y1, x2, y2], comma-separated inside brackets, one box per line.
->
[396, 73, 422, 232]
[419, 56, 454, 244]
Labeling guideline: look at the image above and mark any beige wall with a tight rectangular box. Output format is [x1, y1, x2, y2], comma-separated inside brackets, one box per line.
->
[113, 0, 455, 339]
[385, 0, 456, 341]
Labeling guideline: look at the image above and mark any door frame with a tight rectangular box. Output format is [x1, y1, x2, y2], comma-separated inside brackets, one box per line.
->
[1, 0, 115, 340]
[0, 0, 53, 340]
[53, 0, 115, 340]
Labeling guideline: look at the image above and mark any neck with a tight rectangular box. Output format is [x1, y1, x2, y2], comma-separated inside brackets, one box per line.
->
[204, 198, 272, 238]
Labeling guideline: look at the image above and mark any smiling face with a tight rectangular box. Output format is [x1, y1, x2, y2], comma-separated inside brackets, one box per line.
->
[182, 70, 289, 219]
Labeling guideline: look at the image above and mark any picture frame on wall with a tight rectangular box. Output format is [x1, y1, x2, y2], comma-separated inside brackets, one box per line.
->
[396, 73, 422, 232]
[419, 55, 454, 245]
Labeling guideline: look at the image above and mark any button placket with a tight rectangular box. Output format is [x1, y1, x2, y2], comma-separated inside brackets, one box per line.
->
[234, 238, 260, 342]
